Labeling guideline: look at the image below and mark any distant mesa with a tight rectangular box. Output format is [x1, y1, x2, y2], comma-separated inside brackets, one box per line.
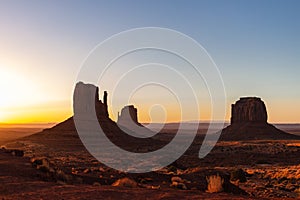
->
[13, 83, 300, 147]
[231, 97, 267, 124]
[220, 97, 300, 141]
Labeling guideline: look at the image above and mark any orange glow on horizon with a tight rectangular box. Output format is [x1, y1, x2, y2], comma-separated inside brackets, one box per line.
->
[1, 101, 299, 124]
[0, 66, 72, 124]
[1, 106, 72, 124]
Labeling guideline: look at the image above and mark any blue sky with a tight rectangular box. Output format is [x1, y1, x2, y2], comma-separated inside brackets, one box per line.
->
[0, 0, 299, 123]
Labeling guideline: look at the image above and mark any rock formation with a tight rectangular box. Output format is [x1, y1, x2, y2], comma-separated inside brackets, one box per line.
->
[117, 105, 140, 126]
[220, 97, 300, 141]
[25, 82, 164, 153]
[116, 105, 156, 138]
[73, 82, 109, 120]
[231, 97, 267, 124]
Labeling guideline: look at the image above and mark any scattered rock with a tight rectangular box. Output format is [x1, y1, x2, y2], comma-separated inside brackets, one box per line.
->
[170, 181, 187, 190]
[139, 177, 153, 184]
[99, 167, 106, 172]
[171, 176, 184, 183]
[31, 157, 54, 173]
[112, 177, 138, 188]
[90, 167, 98, 172]
[170, 176, 189, 190]
[93, 182, 101, 186]
[71, 167, 78, 175]
[30, 157, 43, 166]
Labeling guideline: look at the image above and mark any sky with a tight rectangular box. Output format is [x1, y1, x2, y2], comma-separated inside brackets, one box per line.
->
[0, 0, 299, 123]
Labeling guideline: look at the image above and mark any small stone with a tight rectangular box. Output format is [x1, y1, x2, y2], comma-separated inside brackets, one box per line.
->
[170, 181, 187, 190]
[99, 167, 106, 172]
[171, 176, 184, 183]
[93, 182, 101, 186]
[151, 185, 160, 189]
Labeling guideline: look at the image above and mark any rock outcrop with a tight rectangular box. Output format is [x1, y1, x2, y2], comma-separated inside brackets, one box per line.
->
[220, 97, 300, 141]
[22, 82, 164, 153]
[231, 97, 267, 124]
[117, 105, 155, 138]
[73, 82, 109, 119]
[117, 105, 140, 126]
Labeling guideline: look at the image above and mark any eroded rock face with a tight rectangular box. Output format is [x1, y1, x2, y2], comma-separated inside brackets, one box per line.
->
[73, 82, 99, 116]
[231, 97, 267, 124]
[73, 82, 109, 119]
[117, 105, 139, 126]
[220, 97, 300, 141]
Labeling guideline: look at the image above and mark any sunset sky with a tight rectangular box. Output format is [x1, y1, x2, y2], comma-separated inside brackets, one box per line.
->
[0, 0, 299, 123]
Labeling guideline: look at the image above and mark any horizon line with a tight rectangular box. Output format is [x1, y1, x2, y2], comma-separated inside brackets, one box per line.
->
[1, 121, 300, 126]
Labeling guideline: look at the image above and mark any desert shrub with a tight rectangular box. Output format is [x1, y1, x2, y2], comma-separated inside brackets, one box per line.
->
[206, 174, 224, 193]
[167, 165, 177, 173]
[256, 160, 271, 164]
[230, 169, 247, 183]
[55, 169, 72, 183]
[11, 150, 24, 157]
[31, 158, 43, 167]
[33, 158, 54, 173]
[37, 165, 50, 173]
[31, 157, 49, 168]
[93, 182, 101, 186]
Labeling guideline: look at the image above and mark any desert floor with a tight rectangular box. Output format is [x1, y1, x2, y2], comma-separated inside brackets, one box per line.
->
[0, 123, 300, 199]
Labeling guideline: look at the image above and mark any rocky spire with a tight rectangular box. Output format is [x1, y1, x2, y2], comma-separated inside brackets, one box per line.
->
[103, 91, 108, 106]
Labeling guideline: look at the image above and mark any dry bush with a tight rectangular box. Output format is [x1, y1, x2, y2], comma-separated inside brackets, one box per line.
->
[230, 169, 247, 183]
[206, 174, 224, 193]
[55, 169, 73, 183]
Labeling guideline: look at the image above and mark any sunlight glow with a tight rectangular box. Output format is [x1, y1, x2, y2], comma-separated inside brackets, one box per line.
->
[0, 66, 70, 123]
[0, 67, 37, 108]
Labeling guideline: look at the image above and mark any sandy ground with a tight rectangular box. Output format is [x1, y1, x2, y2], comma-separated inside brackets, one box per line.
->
[0, 128, 41, 145]
[0, 149, 257, 200]
[1, 123, 300, 199]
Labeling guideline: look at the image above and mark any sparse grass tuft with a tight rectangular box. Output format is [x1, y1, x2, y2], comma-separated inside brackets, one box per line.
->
[206, 174, 224, 193]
